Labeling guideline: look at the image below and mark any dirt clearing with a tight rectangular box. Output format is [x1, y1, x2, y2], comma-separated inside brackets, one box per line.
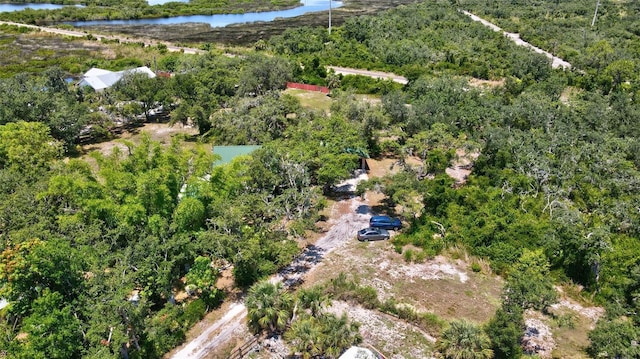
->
[328, 301, 435, 359]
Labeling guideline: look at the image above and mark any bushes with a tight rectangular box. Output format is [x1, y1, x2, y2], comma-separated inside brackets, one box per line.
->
[339, 75, 403, 95]
[380, 298, 446, 336]
[327, 273, 446, 336]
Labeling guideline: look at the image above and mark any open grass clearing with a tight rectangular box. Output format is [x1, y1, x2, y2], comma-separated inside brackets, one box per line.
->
[284, 88, 332, 113]
[307, 239, 504, 325]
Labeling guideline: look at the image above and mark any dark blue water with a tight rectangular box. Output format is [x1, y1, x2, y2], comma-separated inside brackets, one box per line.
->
[68, 0, 342, 27]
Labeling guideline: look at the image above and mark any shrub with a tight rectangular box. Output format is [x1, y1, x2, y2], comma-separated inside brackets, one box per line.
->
[182, 299, 206, 326]
[403, 248, 414, 262]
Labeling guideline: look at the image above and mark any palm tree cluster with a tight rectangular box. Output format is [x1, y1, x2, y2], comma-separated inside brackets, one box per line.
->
[437, 320, 494, 359]
[245, 281, 362, 358]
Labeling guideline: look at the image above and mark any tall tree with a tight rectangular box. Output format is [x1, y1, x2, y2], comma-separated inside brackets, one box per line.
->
[503, 249, 557, 312]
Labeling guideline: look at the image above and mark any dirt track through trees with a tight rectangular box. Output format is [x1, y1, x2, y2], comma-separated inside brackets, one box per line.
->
[460, 10, 572, 70]
[169, 176, 371, 359]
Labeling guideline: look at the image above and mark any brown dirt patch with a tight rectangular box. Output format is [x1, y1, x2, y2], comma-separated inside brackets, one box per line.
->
[367, 158, 401, 178]
[446, 149, 480, 186]
[308, 239, 503, 325]
[215, 268, 235, 291]
[560, 86, 582, 105]
[328, 301, 435, 359]
[81, 122, 198, 156]
[468, 77, 505, 89]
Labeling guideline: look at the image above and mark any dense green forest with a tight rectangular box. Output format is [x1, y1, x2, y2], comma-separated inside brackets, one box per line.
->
[1, 0, 640, 358]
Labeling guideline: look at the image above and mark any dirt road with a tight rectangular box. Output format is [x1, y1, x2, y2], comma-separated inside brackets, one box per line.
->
[459, 10, 572, 70]
[0, 20, 204, 54]
[327, 66, 408, 84]
[168, 175, 371, 359]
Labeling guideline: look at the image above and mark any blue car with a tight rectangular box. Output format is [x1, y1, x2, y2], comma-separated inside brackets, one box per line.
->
[369, 215, 402, 230]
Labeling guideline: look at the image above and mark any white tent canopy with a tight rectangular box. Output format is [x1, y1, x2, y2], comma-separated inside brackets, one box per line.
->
[79, 66, 156, 91]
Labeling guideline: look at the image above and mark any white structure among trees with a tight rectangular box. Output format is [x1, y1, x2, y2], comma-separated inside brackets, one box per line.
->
[79, 66, 156, 91]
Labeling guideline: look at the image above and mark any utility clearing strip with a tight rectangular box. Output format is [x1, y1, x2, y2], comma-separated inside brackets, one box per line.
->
[460, 10, 572, 70]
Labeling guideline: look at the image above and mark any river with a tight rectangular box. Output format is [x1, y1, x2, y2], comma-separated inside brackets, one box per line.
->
[66, 0, 342, 27]
[0, 0, 341, 28]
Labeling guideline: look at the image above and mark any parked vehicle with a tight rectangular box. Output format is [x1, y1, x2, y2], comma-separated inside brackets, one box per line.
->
[357, 227, 390, 241]
[369, 215, 402, 230]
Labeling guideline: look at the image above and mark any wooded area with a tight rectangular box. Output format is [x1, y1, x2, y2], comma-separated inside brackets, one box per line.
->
[1, 0, 640, 358]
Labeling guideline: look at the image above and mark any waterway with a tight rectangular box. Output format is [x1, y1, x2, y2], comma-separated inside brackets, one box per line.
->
[67, 0, 342, 27]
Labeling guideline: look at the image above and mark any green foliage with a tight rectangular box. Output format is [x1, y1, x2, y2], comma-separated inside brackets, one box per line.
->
[0, 70, 90, 150]
[379, 298, 446, 336]
[144, 304, 186, 356]
[285, 313, 361, 359]
[246, 281, 293, 334]
[0, 238, 84, 317]
[296, 285, 330, 317]
[2, 1, 640, 357]
[182, 299, 206, 326]
[470, 262, 482, 273]
[326, 273, 380, 309]
[436, 320, 493, 359]
[185, 256, 221, 306]
[10, 290, 83, 359]
[587, 318, 640, 359]
[173, 197, 206, 232]
[485, 307, 523, 359]
[0, 121, 62, 175]
[504, 249, 557, 312]
[236, 55, 293, 96]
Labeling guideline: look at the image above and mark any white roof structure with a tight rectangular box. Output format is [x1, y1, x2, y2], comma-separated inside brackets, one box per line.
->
[339, 346, 378, 359]
[79, 66, 156, 91]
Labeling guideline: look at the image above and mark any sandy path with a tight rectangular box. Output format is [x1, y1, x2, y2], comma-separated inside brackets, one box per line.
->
[459, 10, 572, 70]
[327, 66, 408, 84]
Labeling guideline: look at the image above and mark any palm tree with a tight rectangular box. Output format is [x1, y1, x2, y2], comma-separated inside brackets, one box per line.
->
[246, 281, 293, 334]
[297, 285, 331, 317]
[319, 313, 362, 358]
[437, 320, 494, 359]
[285, 317, 323, 359]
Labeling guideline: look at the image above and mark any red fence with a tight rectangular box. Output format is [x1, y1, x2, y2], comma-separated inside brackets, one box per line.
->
[286, 82, 330, 94]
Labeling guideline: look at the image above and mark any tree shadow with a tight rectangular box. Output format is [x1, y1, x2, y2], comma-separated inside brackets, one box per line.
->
[356, 204, 371, 215]
[278, 244, 325, 289]
[370, 196, 402, 218]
